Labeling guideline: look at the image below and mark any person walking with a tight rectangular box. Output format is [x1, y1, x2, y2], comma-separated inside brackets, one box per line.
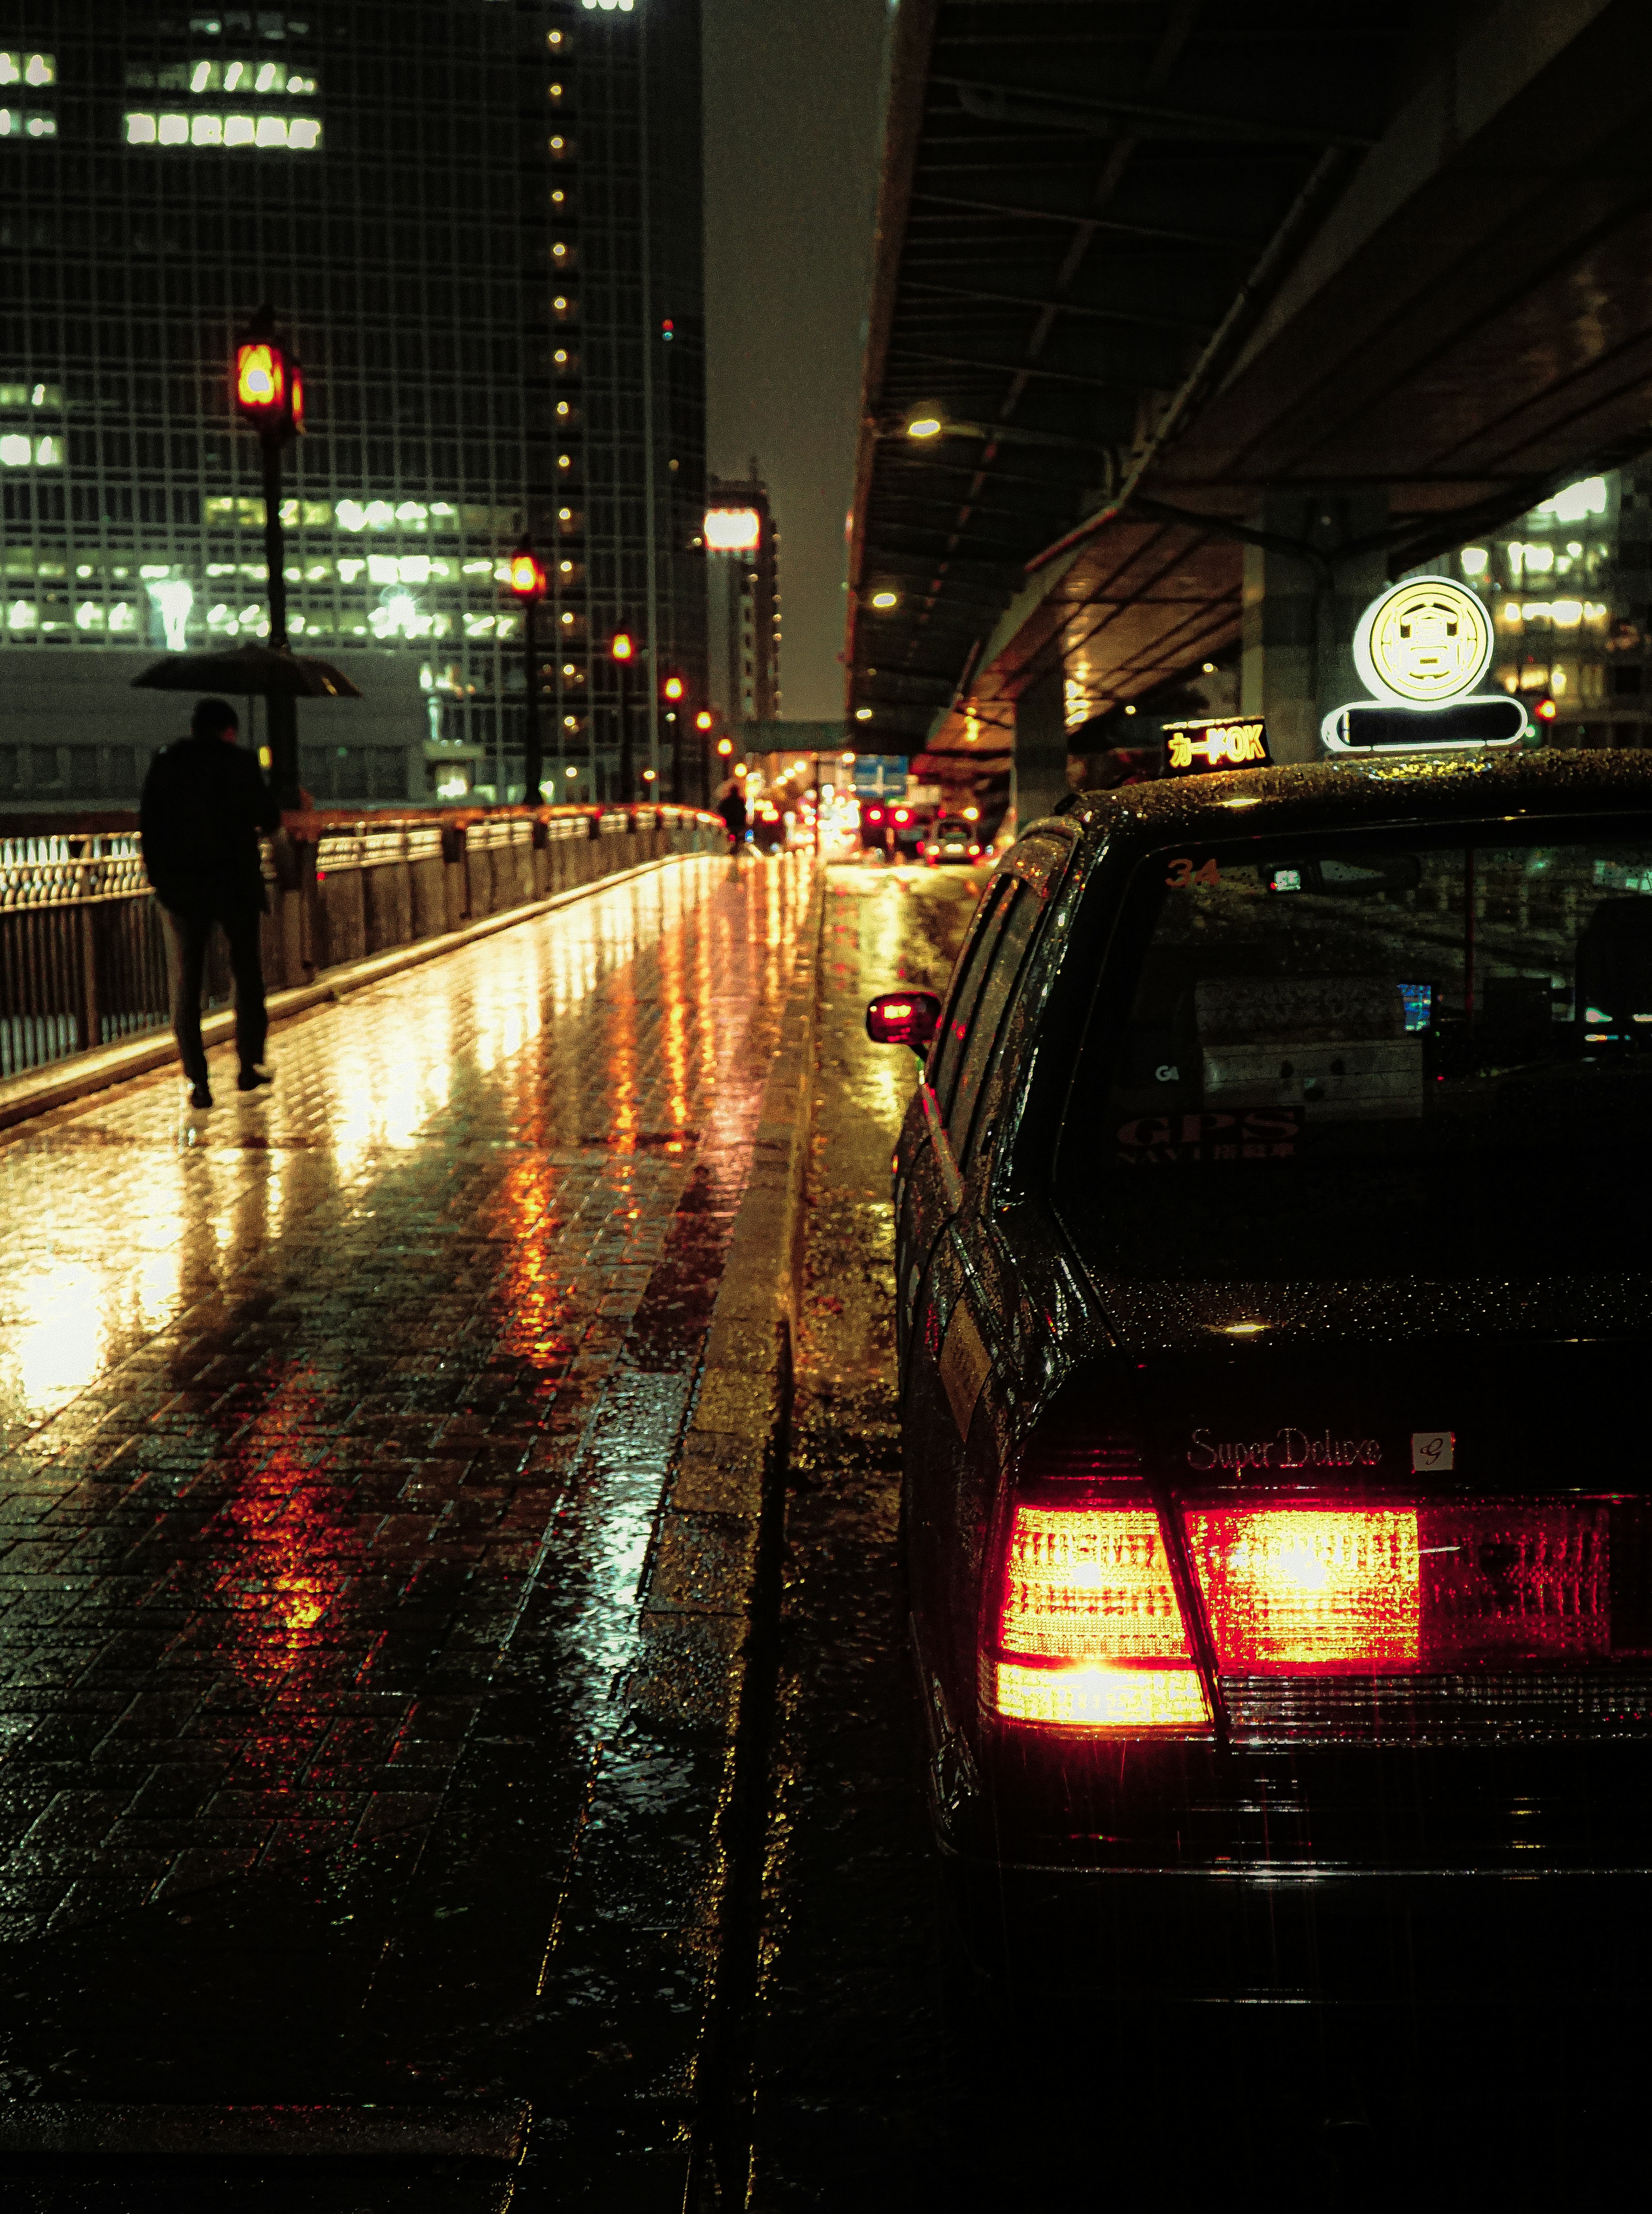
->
[139, 696, 281, 1111]
[714, 773, 748, 855]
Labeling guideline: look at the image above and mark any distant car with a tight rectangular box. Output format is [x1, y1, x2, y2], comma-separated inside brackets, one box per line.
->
[921, 817, 984, 866]
[752, 801, 786, 854]
[867, 748, 1652, 1888]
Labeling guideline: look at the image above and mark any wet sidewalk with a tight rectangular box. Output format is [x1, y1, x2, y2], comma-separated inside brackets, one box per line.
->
[0, 852, 812, 2201]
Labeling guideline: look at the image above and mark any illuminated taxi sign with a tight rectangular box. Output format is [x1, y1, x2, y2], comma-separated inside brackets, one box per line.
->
[1324, 575, 1526, 755]
[1162, 716, 1271, 777]
[1353, 576, 1492, 706]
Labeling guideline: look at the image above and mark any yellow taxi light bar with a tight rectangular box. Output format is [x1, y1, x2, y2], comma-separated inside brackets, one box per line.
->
[1162, 716, 1271, 776]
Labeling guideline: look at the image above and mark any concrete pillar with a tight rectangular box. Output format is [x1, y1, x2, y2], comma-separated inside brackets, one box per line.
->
[1013, 667, 1069, 830]
[1242, 490, 1390, 764]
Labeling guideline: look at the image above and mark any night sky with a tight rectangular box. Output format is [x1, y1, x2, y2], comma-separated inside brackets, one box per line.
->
[702, 0, 892, 722]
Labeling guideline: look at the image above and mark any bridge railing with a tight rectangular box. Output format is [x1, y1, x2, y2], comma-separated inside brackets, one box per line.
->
[0, 803, 726, 1083]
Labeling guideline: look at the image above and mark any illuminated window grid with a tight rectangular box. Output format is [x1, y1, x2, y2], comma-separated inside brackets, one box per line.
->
[0, 1, 703, 798]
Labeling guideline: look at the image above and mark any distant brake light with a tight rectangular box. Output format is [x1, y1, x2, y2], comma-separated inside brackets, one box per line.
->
[989, 1503, 1209, 1733]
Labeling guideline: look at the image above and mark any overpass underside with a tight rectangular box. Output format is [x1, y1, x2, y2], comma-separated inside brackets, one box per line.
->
[848, 0, 1652, 805]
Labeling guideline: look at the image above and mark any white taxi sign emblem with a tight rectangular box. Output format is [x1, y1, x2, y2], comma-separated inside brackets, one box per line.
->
[1353, 576, 1492, 708]
[1162, 716, 1271, 776]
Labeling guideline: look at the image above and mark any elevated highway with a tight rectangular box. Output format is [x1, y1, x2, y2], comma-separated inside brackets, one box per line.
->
[848, 0, 1652, 797]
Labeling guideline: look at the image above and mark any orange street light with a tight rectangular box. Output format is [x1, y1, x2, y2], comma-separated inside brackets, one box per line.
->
[506, 542, 549, 802]
[507, 546, 547, 601]
[610, 628, 637, 798]
[231, 305, 305, 807]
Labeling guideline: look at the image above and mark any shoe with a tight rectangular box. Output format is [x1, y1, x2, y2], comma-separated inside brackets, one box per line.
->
[188, 1083, 213, 1111]
[237, 1063, 274, 1093]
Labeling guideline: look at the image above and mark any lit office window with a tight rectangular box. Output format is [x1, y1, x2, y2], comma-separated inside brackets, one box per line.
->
[0, 434, 62, 467]
[0, 54, 55, 86]
[123, 110, 322, 150]
[0, 109, 55, 138]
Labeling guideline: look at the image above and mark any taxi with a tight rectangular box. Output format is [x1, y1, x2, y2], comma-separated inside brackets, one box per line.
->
[867, 735, 1652, 1888]
[920, 816, 984, 866]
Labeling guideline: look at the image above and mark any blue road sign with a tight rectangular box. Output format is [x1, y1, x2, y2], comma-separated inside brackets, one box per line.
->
[850, 755, 909, 796]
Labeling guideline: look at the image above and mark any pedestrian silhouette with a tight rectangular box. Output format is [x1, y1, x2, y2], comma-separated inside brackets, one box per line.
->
[715, 774, 748, 853]
[139, 697, 281, 1111]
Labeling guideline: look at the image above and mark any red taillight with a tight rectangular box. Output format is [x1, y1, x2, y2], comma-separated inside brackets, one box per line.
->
[1186, 1507, 1419, 1672]
[989, 1502, 1209, 1732]
[1419, 1500, 1610, 1664]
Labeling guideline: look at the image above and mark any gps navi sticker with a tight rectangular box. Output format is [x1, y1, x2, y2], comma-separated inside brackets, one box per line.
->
[1115, 1109, 1301, 1165]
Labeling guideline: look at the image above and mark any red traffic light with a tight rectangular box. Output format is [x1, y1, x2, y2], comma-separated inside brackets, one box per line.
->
[506, 546, 547, 600]
[1533, 695, 1559, 724]
[693, 708, 715, 732]
[610, 630, 635, 662]
[662, 673, 685, 702]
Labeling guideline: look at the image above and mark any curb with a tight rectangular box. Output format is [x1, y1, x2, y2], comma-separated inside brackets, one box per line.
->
[0, 850, 702, 1138]
[643, 878, 823, 2205]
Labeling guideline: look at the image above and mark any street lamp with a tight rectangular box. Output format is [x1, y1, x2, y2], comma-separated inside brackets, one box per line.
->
[694, 706, 715, 808]
[232, 304, 305, 805]
[610, 628, 635, 801]
[505, 542, 548, 803]
[661, 671, 685, 800]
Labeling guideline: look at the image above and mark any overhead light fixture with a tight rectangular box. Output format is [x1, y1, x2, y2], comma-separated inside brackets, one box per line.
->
[869, 589, 900, 610]
[854, 706, 873, 722]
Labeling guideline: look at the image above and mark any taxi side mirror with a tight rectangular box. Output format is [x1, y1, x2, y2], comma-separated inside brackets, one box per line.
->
[866, 989, 940, 1053]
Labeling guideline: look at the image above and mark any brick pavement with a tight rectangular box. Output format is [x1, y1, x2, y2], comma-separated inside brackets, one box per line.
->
[0, 852, 811, 2121]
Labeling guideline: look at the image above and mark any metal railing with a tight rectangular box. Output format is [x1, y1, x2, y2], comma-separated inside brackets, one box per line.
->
[0, 802, 725, 1084]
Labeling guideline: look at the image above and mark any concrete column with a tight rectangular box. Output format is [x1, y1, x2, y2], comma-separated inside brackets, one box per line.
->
[1013, 667, 1069, 830]
[1242, 490, 1390, 764]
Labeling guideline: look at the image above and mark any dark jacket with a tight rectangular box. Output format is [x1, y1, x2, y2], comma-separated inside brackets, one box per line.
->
[140, 736, 281, 918]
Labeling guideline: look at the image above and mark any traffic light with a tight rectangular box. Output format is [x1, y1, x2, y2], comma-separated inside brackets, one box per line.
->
[694, 708, 715, 733]
[1532, 695, 1559, 726]
[662, 672, 685, 702]
[717, 736, 733, 758]
[506, 545, 546, 600]
[610, 630, 635, 662]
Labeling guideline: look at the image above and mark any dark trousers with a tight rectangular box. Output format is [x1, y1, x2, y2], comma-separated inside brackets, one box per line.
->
[160, 905, 267, 1087]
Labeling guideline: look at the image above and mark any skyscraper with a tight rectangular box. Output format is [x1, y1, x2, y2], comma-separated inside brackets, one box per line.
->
[705, 463, 779, 731]
[0, 0, 706, 810]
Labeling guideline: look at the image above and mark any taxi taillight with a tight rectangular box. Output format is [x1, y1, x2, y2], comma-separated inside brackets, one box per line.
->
[1186, 1506, 1420, 1672]
[988, 1501, 1209, 1733]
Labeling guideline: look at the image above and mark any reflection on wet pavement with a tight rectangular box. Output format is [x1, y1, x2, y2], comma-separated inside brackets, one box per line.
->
[0, 854, 810, 2123]
[752, 864, 983, 2202]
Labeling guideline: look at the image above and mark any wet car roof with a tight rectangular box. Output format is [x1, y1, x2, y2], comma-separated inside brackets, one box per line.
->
[1046, 751, 1652, 860]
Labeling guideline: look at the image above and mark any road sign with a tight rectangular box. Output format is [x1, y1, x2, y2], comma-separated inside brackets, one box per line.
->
[850, 754, 908, 796]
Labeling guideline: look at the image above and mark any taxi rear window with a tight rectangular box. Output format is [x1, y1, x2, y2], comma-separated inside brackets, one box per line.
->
[1057, 819, 1652, 1277]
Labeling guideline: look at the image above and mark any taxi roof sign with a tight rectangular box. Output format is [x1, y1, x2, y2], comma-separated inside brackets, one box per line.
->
[1162, 716, 1271, 777]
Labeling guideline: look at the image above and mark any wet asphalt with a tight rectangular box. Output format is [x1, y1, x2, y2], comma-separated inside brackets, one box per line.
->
[0, 853, 812, 2207]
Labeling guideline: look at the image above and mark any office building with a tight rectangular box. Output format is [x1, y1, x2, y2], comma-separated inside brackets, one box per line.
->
[705, 463, 779, 730]
[0, 0, 706, 810]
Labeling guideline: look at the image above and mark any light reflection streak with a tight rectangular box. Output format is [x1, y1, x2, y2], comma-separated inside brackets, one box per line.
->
[0, 860, 727, 1441]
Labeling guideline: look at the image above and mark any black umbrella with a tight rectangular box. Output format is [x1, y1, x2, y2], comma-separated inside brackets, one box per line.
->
[130, 644, 362, 698]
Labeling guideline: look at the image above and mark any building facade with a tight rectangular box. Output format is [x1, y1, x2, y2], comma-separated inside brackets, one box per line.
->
[705, 464, 778, 731]
[0, 0, 706, 810]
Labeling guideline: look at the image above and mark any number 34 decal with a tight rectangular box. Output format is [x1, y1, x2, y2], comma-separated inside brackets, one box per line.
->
[1165, 856, 1221, 889]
